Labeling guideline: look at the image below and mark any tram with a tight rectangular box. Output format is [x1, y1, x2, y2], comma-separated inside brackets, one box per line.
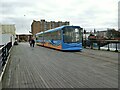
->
[36, 25, 83, 51]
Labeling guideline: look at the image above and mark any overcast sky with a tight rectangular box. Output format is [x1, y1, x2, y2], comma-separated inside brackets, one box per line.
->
[0, 0, 119, 34]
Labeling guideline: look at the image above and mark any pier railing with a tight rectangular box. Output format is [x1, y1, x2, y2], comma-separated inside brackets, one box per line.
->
[0, 42, 12, 74]
[83, 39, 120, 52]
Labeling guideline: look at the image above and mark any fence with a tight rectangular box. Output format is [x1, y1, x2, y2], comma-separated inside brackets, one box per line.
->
[83, 40, 120, 52]
[0, 42, 12, 75]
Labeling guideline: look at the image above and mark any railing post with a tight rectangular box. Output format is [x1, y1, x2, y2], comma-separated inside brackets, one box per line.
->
[115, 42, 118, 52]
[84, 40, 86, 48]
[90, 40, 93, 49]
[2, 46, 6, 66]
[0, 80, 2, 90]
[107, 42, 110, 51]
[98, 40, 100, 50]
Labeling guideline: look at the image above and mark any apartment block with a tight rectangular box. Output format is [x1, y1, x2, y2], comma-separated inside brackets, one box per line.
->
[0, 24, 16, 34]
[31, 20, 41, 36]
[31, 19, 70, 35]
[0, 24, 16, 45]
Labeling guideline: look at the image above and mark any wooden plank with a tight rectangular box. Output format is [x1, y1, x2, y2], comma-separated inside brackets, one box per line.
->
[2, 43, 118, 88]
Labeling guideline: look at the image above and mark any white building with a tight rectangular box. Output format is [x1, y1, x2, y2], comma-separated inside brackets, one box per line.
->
[0, 24, 16, 45]
[0, 24, 2, 45]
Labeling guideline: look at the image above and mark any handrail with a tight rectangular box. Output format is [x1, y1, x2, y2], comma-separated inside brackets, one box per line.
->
[83, 39, 120, 52]
[0, 42, 12, 75]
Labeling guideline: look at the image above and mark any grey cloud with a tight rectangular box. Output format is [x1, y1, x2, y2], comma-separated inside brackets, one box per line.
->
[0, 0, 34, 15]
[0, 0, 118, 34]
[2, 16, 32, 33]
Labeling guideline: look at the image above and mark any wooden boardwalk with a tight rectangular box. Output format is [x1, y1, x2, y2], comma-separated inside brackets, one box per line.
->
[2, 42, 118, 88]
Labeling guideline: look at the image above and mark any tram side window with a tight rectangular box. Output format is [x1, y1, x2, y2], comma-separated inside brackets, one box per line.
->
[36, 34, 43, 41]
[57, 30, 61, 40]
[44, 33, 49, 40]
[63, 29, 72, 43]
[48, 32, 51, 40]
[54, 31, 57, 40]
[50, 31, 61, 40]
[47, 32, 50, 40]
[51, 31, 56, 40]
[44, 33, 46, 40]
[37, 34, 43, 40]
[51, 32, 54, 40]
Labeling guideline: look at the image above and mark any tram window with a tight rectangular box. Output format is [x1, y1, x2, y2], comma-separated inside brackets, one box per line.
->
[50, 31, 61, 40]
[63, 27, 82, 43]
[58, 31, 61, 40]
[38, 34, 42, 40]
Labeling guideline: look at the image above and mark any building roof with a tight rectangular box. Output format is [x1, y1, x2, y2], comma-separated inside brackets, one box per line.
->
[16, 33, 32, 35]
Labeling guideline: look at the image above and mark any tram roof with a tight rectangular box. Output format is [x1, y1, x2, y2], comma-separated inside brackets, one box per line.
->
[44, 26, 65, 33]
[44, 25, 81, 33]
[36, 25, 81, 35]
[36, 31, 43, 36]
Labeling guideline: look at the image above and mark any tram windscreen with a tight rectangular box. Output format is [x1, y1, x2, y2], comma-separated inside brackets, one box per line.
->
[63, 27, 82, 43]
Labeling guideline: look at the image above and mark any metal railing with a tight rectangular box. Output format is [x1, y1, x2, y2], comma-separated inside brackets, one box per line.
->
[83, 40, 120, 52]
[0, 42, 12, 74]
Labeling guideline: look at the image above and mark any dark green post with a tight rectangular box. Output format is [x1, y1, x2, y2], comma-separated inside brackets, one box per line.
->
[115, 42, 118, 52]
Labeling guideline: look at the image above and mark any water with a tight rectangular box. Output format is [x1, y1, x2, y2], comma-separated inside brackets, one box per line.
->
[101, 43, 120, 51]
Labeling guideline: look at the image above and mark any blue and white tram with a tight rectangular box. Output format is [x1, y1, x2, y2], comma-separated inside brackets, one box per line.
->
[36, 25, 83, 51]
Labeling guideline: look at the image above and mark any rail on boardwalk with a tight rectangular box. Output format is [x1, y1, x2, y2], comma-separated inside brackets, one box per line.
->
[0, 42, 12, 75]
[83, 40, 120, 52]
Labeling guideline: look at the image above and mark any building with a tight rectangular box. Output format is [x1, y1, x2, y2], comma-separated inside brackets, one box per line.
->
[0, 24, 16, 45]
[31, 20, 41, 36]
[16, 34, 32, 42]
[31, 19, 70, 35]
[0, 24, 16, 34]
[106, 29, 120, 39]
[96, 29, 120, 40]
[97, 31, 107, 39]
